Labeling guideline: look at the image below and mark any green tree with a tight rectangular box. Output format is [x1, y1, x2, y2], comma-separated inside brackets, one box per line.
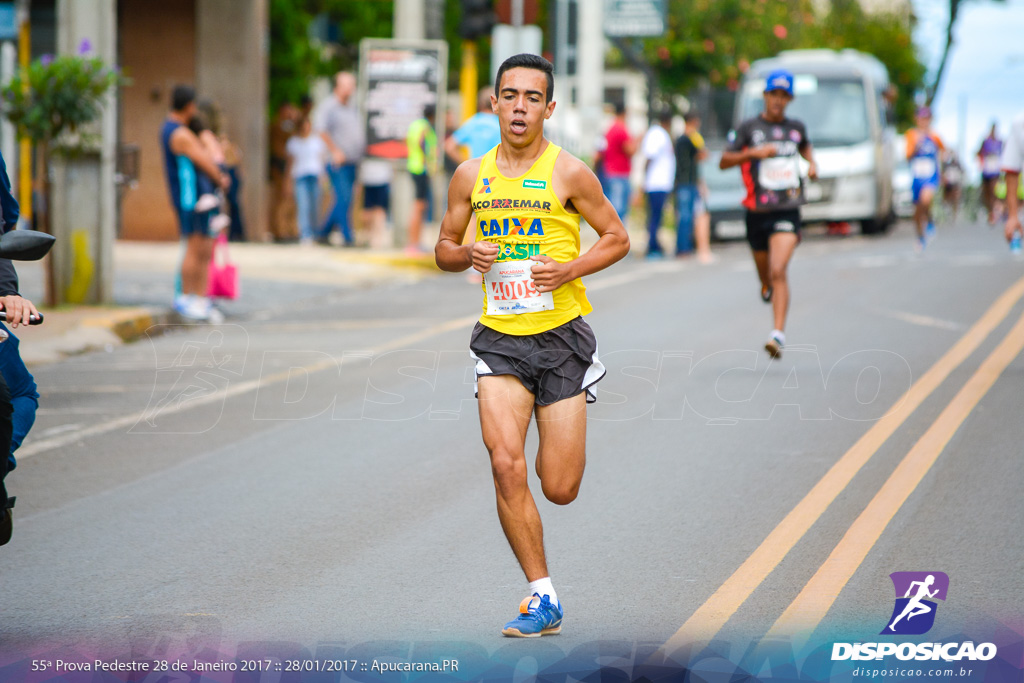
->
[634, 0, 926, 128]
[269, 0, 323, 112]
[925, 0, 1004, 105]
[269, 0, 392, 112]
[635, 0, 816, 95]
[805, 0, 926, 127]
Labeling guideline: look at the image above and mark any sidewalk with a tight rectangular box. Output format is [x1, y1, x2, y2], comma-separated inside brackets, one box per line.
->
[12, 240, 443, 366]
[11, 220, 664, 365]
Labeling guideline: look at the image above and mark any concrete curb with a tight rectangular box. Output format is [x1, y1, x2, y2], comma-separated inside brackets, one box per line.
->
[79, 307, 174, 343]
[335, 250, 441, 272]
[21, 307, 173, 366]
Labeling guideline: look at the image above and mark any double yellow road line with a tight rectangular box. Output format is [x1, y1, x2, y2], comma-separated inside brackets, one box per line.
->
[660, 274, 1024, 656]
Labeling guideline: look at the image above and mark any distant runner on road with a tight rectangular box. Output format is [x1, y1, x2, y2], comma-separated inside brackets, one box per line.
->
[720, 69, 817, 360]
[977, 123, 1003, 225]
[905, 106, 945, 252]
[1000, 112, 1024, 255]
[434, 53, 629, 638]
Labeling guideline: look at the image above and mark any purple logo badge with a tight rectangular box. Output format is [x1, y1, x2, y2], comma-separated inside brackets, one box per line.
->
[881, 571, 949, 635]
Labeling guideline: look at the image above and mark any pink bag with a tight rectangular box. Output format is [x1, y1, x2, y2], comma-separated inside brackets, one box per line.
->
[207, 232, 239, 300]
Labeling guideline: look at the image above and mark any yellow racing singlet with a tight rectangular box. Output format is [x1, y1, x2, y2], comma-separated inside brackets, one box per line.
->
[472, 143, 592, 335]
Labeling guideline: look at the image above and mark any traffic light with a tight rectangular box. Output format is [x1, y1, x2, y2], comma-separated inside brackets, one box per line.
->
[460, 0, 496, 40]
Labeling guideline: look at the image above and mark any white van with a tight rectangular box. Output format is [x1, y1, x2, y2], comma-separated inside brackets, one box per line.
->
[735, 49, 896, 234]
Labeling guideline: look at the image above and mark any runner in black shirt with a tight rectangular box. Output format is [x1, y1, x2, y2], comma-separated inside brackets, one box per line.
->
[720, 69, 817, 359]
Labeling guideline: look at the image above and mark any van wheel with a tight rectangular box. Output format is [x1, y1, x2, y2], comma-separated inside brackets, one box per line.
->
[860, 218, 888, 235]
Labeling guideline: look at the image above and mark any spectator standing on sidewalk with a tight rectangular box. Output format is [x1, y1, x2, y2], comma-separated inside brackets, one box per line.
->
[674, 112, 707, 256]
[406, 104, 438, 255]
[445, 86, 501, 163]
[286, 116, 328, 245]
[640, 108, 675, 258]
[602, 102, 636, 222]
[269, 101, 299, 242]
[317, 72, 365, 246]
[361, 158, 393, 249]
[160, 85, 229, 322]
[203, 102, 247, 241]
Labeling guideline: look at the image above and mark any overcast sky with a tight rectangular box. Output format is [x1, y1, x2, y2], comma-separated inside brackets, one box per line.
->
[912, 0, 1024, 172]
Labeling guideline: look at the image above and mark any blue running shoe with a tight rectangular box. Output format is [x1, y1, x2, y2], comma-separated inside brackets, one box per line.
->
[925, 222, 936, 242]
[1011, 234, 1022, 255]
[502, 593, 562, 637]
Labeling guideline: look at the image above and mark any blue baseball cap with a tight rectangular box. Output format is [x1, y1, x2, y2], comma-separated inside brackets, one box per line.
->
[764, 69, 795, 96]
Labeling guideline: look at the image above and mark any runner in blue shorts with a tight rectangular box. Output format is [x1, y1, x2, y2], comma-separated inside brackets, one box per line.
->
[906, 107, 945, 252]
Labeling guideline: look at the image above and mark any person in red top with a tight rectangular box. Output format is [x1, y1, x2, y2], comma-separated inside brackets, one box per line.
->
[602, 102, 636, 221]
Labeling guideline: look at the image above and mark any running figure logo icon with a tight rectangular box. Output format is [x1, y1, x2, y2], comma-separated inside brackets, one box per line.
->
[881, 571, 949, 635]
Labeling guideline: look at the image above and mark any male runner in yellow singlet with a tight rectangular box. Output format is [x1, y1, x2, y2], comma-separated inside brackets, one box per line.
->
[435, 54, 629, 637]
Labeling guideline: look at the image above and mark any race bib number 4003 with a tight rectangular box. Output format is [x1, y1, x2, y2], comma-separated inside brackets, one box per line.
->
[484, 260, 555, 315]
[758, 155, 801, 190]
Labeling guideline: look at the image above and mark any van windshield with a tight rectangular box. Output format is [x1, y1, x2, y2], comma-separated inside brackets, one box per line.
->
[739, 77, 870, 147]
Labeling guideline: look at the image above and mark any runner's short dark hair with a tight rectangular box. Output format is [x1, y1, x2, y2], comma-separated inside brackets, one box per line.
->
[171, 85, 196, 112]
[495, 53, 554, 103]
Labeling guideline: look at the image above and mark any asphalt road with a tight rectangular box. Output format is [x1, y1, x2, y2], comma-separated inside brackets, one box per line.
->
[2, 218, 1022, 679]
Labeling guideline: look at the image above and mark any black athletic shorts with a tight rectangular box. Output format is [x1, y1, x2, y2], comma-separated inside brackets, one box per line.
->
[746, 208, 802, 252]
[363, 184, 390, 209]
[411, 172, 431, 201]
[469, 317, 605, 406]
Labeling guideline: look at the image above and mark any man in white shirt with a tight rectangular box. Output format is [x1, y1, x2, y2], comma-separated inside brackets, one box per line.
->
[641, 109, 676, 257]
[1000, 112, 1024, 254]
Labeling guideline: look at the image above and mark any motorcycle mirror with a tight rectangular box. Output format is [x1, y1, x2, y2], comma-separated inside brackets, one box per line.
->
[0, 230, 56, 261]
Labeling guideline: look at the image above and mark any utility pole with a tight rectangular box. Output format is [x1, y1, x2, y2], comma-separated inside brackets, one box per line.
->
[394, 0, 425, 41]
[15, 0, 29, 227]
[576, 0, 604, 164]
[392, 0, 425, 248]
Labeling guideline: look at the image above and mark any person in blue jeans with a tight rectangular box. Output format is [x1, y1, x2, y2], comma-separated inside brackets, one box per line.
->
[0, 149, 42, 545]
[316, 72, 365, 245]
[673, 112, 707, 255]
[286, 116, 328, 244]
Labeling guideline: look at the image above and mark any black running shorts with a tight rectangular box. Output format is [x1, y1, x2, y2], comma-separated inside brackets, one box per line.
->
[746, 208, 802, 252]
[412, 172, 431, 201]
[469, 317, 605, 406]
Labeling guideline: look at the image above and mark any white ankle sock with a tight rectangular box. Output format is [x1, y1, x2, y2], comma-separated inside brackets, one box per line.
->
[771, 329, 786, 344]
[529, 577, 558, 606]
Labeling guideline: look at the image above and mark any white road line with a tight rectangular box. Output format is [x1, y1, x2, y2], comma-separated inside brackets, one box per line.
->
[866, 307, 964, 331]
[17, 264, 680, 461]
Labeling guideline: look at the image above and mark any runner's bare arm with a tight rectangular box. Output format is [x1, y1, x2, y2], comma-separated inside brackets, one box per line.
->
[720, 144, 776, 169]
[1005, 171, 1021, 241]
[435, 159, 498, 273]
[800, 143, 818, 180]
[532, 155, 629, 293]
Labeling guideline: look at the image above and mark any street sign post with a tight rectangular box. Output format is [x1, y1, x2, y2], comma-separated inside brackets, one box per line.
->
[603, 0, 666, 37]
[358, 39, 448, 160]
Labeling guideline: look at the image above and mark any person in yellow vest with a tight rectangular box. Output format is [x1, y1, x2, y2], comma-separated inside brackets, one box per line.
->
[434, 54, 630, 638]
[406, 104, 438, 255]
